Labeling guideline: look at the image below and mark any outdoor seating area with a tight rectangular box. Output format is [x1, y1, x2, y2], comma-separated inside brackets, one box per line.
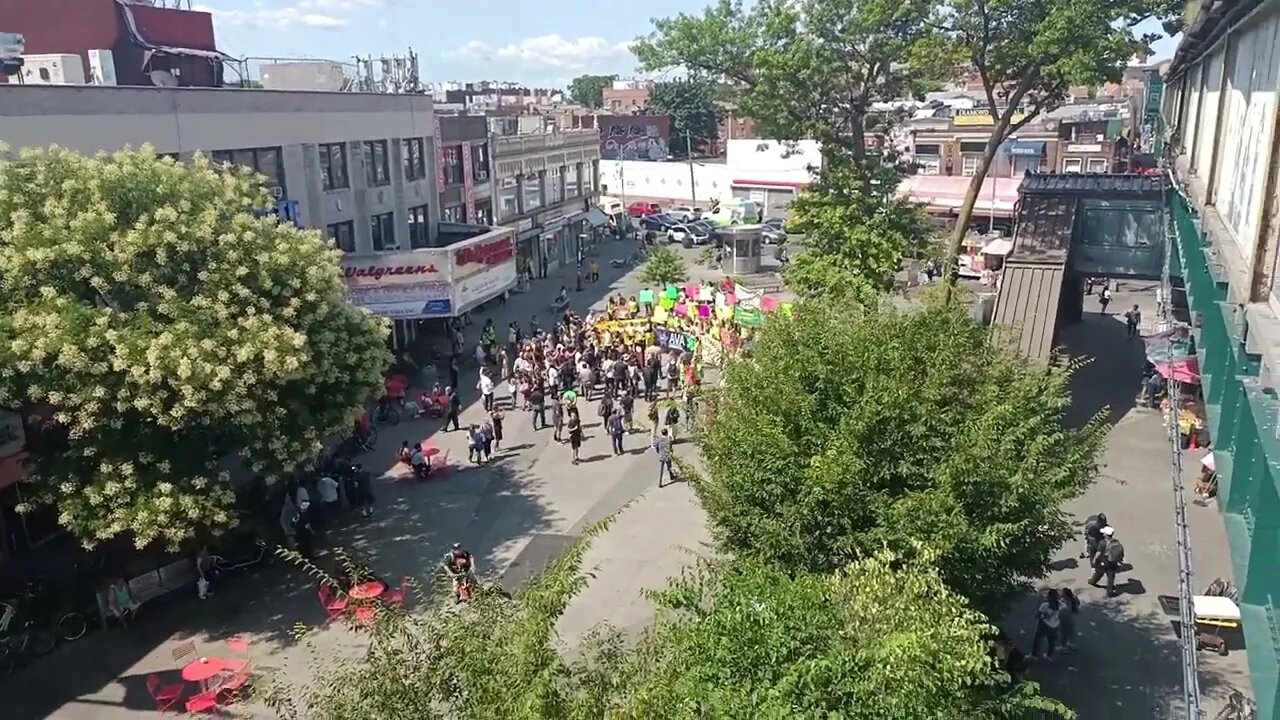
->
[318, 569, 412, 628]
[144, 637, 254, 714]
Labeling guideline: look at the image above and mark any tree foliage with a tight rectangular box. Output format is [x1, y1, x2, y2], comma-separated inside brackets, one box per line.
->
[567, 73, 617, 109]
[785, 154, 930, 297]
[696, 298, 1106, 611]
[0, 147, 389, 546]
[638, 246, 688, 285]
[647, 80, 721, 156]
[634, 0, 938, 155]
[932, 0, 1173, 286]
[267, 527, 1069, 719]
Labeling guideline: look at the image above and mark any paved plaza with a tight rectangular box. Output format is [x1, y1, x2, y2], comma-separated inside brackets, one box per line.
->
[1, 263, 1254, 720]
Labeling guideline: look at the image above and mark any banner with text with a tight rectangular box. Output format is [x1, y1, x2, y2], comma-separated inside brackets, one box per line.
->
[450, 229, 518, 312]
[340, 250, 454, 318]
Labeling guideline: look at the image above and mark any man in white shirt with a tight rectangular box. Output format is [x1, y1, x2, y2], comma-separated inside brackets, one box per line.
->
[316, 475, 340, 526]
[477, 370, 495, 411]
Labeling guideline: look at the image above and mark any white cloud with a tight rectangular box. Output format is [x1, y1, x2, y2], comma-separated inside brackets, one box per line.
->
[195, 0, 381, 31]
[451, 35, 635, 71]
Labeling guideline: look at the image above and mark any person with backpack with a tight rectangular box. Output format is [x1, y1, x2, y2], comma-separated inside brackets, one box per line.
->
[1089, 526, 1124, 597]
[1080, 512, 1109, 564]
[607, 407, 626, 455]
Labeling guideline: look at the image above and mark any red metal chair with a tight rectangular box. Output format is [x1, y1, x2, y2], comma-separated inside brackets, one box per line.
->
[215, 660, 253, 703]
[317, 584, 348, 622]
[383, 577, 410, 606]
[145, 673, 184, 713]
[353, 605, 377, 627]
[185, 690, 219, 714]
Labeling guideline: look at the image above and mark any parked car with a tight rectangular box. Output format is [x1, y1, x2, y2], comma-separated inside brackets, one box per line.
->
[669, 205, 703, 222]
[640, 213, 680, 231]
[668, 221, 713, 247]
[628, 201, 662, 218]
[762, 225, 787, 245]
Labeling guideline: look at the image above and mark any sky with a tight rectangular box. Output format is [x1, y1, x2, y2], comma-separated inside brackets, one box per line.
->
[192, 0, 1181, 89]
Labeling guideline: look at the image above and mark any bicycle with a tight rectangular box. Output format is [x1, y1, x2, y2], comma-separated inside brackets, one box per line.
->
[371, 399, 401, 427]
[1214, 691, 1257, 720]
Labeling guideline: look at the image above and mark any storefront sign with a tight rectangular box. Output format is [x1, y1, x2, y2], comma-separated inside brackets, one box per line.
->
[655, 327, 698, 352]
[462, 141, 477, 224]
[1066, 144, 1103, 153]
[538, 210, 566, 227]
[515, 218, 535, 233]
[953, 108, 1026, 127]
[340, 250, 453, 319]
[451, 231, 518, 312]
[0, 410, 25, 459]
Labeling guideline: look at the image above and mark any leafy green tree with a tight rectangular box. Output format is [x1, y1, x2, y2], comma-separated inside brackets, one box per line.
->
[0, 147, 389, 547]
[785, 154, 930, 297]
[567, 73, 617, 109]
[627, 554, 1069, 719]
[633, 0, 938, 156]
[696, 298, 1106, 611]
[932, 0, 1173, 289]
[647, 79, 721, 156]
[639, 246, 688, 285]
[265, 528, 1068, 718]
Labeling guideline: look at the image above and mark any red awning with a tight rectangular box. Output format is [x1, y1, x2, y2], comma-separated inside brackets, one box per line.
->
[898, 175, 1023, 214]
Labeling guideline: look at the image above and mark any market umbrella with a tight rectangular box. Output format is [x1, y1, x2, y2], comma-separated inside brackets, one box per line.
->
[1155, 357, 1201, 384]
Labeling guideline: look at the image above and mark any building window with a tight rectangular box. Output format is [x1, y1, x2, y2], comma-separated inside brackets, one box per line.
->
[1087, 158, 1109, 173]
[442, 205, 467, 223]
[211, 147, 287, 197]
[472, 143, 490, 181]
[403, 138, 427, 181]
[915, 156, 941, 175]
[522, 173, 543, 212]
[407, 204, 429, 248]
[1063, 157, 1084, 173]
[1011, 155, 1041, 175]
[326, 220, 355, 252]
[319, 143, 349, 190]
[498, 177, 520, 220]
[370, 211, 396, 251]
[364, 140, 390, 187]
[548, 166, 564, 204]
[443, 146, 464, 185]
[566, 163, 581, 197]
[961, 155, 981, 176]
[475, 200, 494, 226]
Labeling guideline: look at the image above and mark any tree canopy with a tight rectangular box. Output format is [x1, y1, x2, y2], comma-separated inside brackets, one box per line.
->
[784, 154, 930, 297]
[695, 298, 1106, 611]
[0, 147, 389, 547]
[925, 0, 1173, 286]
[647, 80, 721, 156]
[634, 0, 938, 155]
[638, 246, 688, 285]
[267, 529, 1068, 719]
[567, 73, 617, 109]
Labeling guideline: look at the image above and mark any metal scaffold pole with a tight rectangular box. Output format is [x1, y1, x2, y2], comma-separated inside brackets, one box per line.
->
[1160, 180, 1206, 720]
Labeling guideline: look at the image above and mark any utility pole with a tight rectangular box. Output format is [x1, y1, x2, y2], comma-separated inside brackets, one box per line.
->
[685, 129, 698, 206]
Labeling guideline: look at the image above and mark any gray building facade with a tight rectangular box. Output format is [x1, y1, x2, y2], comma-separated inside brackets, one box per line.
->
[491, 129, 601, 274]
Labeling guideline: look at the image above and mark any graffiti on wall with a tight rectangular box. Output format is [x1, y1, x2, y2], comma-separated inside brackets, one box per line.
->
[598, 115, 671, 161]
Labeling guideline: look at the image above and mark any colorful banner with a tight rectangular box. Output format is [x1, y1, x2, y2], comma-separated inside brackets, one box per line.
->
[461, 141, 477, 224]
[655, 327, 699, 352]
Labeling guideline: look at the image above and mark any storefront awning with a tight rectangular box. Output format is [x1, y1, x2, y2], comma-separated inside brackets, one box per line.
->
[981, 238, 1015, 256]
[1006, 140, 1047, 156]
[587, 208, 610, 227]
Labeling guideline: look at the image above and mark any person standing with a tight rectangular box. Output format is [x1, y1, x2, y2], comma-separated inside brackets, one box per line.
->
[589, 259, 600, 284]
[1099, 284, 1112, 314]
[478, 370, 495, 412]
[1059, 588, 1080, 651]
[446, 386, 462, 432]
[567, 407, 583, 464]
[1031, 588, 1062, 660]
[608, 407, 626, 455]
[490, 409, 505, 451]
[1089, 526, 1124, 597]
[529, 382, 547, 430]
[1124, 304, 1142, 339]
[449, 356, 460, 393]
[552, 397, 565, 443]
[653, 429, 674, 487]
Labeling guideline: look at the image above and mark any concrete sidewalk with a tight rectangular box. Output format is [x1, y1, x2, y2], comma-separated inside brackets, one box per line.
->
[1002, 282, 1252, 720]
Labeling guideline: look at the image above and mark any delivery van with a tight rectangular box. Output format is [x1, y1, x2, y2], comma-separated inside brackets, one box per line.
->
[704, 198, 761, 227]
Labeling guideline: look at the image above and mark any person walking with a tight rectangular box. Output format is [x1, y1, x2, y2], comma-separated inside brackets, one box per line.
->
[608, 407, 626, 455]
[663, 403, 681, 443]
[478, 370, 495, 412]
[1080, 512, 1108, 564]
[446, 386, 462, 432]
[653, 429, 674, 487]
[1099, 284, 1112, 314]
[567, 407, 583, 464]
[552, 397, 565, 442]
[1089, 526, 1124, 597]
[529, 382, 547, 430]
[1031, 588, 1063, 660]
[1124, 304, 1142, 339]
[490, 409, 505, 451]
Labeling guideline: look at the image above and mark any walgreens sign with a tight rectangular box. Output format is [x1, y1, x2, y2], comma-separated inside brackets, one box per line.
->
[340, 250, 448, 289]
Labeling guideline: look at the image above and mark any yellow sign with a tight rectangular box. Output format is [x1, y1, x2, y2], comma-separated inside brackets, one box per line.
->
[953, 108, 1026, 127]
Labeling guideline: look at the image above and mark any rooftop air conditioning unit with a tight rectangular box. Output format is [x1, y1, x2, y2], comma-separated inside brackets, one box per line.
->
[21, 54, 86, 85]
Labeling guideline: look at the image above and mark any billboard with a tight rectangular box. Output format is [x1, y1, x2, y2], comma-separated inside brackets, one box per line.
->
[449, 230, 518, 312]
[598, 115, 671, 160]
[340, 250, 453, 319]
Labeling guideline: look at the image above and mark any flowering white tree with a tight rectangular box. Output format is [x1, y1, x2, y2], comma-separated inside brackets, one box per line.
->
[0, 147, 390, 547]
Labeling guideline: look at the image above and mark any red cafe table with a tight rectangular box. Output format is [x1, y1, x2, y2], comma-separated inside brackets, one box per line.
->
[182, 656, 231, 691]
[350, 581, 386, 601]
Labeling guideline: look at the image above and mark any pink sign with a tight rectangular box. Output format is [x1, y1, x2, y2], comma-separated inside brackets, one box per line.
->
[433, 116, 446, 194]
